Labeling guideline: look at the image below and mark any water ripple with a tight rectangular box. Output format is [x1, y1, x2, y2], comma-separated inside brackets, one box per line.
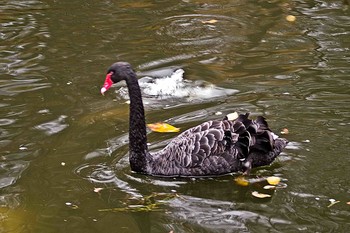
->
[155, 13, 256, 56]
[0, 0, 50, 96]
[34, 115, 68, 135]
[165, 195, 288, 232]
[0, 160, 29, 189]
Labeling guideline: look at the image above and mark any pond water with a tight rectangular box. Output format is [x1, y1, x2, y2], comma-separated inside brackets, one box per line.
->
[0, 0, 349, 232]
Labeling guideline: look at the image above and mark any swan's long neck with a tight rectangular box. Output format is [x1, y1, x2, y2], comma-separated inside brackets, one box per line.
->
[125, 72, 148, 173]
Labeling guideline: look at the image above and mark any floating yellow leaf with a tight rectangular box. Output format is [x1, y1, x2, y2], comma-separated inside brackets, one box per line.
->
[252, 191, 271, 198]
[202, 19, 218, 24]
[286, 15, 296, 22]
[147, 122, 180, 133]
[266, 176, 281, 185]
[235, 176, 249, 186]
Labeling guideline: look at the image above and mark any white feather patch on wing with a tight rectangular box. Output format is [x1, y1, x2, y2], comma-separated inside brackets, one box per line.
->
[271, 132, 279, 140]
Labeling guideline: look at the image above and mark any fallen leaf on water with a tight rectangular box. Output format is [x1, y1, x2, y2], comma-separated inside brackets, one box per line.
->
[327, 199, 340, 208]
[201, 19, 218, 24]
[286, 15, 296, 22]
[147, 122, 180, 133]
[71, 205, 79, 209]
[266, 176, 281, 185]
[263, 185, 276, 190]
[94, 187, 104, 193]
[226, 112, 239, 121]
[65, 202, 79, 209]
[252, 191, 271, 199]
[281, 128, 289, 134]
[235, 176, 249, 186]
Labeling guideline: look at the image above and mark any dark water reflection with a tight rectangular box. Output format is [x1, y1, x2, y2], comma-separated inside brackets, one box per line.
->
[0, 0, 349, 232]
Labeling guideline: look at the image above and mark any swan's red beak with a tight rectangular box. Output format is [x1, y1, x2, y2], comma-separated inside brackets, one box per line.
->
[101, 72, 113, 95]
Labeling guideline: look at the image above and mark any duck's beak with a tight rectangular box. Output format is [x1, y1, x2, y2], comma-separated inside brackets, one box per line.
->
[101, 72, 113, 95]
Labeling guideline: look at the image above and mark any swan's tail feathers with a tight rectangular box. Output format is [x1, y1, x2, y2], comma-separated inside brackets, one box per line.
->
[244, 137, 288, 173]
[232, 113, 288, 174]
[230, 121, 251, 159]
[261, 137, 288, 166]
[236, 113, 271, 136]
[255, 116, 271, 131]
[237, 113, 252, 128]
[235, 113, 273, 153]
[250, 131, 274, 153]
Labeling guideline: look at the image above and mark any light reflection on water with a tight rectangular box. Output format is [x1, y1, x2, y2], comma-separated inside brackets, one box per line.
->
[34, 115, 69, 136]
[0, 0, 51, 214]
[0, 0, 349, 232]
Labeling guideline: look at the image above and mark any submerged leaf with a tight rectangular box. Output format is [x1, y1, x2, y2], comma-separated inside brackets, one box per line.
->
[252, 191, 271, 199]
[266, 176, 281, 185]
[99, 192, 179, 212]
[147, 122, 180, 133]
[99, 204, 161, 212]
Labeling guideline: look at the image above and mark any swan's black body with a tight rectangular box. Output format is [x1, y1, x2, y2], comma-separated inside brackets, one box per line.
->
[101, 62, 288, 177]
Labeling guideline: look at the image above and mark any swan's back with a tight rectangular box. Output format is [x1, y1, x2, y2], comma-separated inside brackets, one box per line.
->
[146, 113, 287, 177]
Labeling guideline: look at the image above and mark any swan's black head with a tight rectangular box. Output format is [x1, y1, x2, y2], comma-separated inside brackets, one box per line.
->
[101, 62, 134, 95]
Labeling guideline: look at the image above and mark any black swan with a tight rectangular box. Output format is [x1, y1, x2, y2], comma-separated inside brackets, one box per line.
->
[100, 62, 288, 177]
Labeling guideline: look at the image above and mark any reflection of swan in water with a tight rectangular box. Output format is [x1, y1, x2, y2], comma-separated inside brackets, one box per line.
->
[113, 67, 238, 103]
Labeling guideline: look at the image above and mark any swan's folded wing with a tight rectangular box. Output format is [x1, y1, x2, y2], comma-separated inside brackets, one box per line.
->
[160, 120, 250, 170]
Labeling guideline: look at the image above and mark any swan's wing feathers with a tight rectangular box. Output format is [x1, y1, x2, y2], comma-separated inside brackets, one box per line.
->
[199, 134, 209, 146]
[161, 120, 249, 171]
[149, 114, 287, 176]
